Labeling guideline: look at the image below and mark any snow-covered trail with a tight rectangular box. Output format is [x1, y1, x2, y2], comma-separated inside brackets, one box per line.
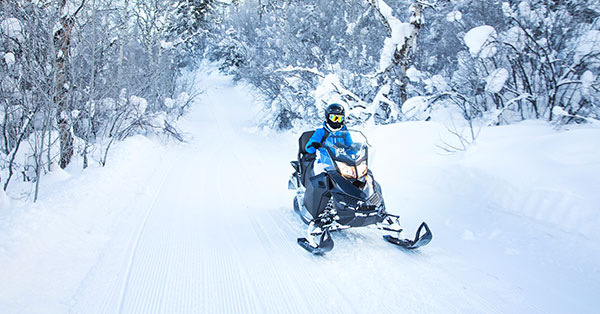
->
[67, 71, 549, 314]
[3, 69, 598, 314]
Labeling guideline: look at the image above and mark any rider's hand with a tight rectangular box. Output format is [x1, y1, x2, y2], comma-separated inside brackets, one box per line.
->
[309, 142, 322, 150]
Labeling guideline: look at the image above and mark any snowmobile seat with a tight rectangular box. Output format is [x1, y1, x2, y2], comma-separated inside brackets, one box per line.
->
[298, 131, 316, 187]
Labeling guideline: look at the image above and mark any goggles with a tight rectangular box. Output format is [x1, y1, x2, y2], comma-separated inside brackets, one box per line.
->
[329, 114, 344, 123]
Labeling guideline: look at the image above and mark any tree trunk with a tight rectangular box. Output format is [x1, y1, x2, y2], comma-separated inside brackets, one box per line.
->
[54, 0, 85, 168]
[368, 0, 426, 107]
[398, 2, 424, 105]
[55, 2, 75, 169]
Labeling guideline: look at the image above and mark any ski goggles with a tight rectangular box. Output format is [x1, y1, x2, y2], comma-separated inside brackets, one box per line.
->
[329, 114, 344, 123]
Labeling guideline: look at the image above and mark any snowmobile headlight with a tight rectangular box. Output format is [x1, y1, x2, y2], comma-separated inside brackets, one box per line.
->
[336, 161, 356, 179]
[357, 161, 368, 178]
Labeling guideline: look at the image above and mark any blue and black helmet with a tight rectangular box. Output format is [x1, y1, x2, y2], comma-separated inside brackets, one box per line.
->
[325, 103, 345, 129]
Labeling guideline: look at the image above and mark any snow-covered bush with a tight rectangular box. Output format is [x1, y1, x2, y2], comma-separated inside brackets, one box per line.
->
[208, 0, 402, 130]
[207, 0, 598, 130]
[0, 0, 205, 199]
[409, 0, 600, 127]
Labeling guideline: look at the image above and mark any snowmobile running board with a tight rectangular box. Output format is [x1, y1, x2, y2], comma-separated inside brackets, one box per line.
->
[384, 222, 432, 250]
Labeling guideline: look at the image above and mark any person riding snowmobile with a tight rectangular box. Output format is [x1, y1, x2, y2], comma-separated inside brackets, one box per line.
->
[305, 103, 353, 174]
[290, 104, 433, 254]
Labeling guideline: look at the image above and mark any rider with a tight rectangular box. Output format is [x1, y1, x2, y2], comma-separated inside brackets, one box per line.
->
[305, 103, 353, 174]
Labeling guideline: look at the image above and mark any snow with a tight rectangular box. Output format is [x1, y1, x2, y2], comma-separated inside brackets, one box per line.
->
[346, 8, 371, 35]
[160, 40, 174, 50]
[552, 105, 570, 118]
[61, 0, 80, 18]
[1, 18, 24, 43]
[0, 190, 10, 211]
[371, 83, 400, 120]
[502, 2, 514, 18]
[424, 74, 448, 93]
[581, 70, 595, 94]
[3, 52, 15, 68]
[504, 26, 526, 51]
[485, 68, 509, 93]
[176, 92, 190, 107]
[164, 97, 175, 109]
[446, 11, 462, 22]
[377, 0, 414, 72]
[459, 121, 600, 239]
[314, 73, 365, 115]
[406, 66, 424, 82]
[464, 25, 497, 58]
[1, 68, 600, 314]
[129, 95, 148, 115]
[574, 30, 600, 65]
[518, 1, 532, 19]
[402, 95, 429, 120]
[276, 65, 323, 77]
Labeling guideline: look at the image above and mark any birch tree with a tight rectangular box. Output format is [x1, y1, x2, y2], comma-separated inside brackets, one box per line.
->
[55, 0, 85, 169]
[368, 0, 431, 122]
[1, 0, 191, 198]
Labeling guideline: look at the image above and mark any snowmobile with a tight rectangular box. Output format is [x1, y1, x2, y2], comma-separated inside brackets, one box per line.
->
[288, 129, 432, 254]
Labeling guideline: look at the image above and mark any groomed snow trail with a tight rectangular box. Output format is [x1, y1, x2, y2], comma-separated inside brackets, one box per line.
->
[62, 70, 557, 314]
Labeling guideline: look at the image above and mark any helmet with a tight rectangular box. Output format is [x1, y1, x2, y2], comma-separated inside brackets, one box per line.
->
[325, 103, 345, 129]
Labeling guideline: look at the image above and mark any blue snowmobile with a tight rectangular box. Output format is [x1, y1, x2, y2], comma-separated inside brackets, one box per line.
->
[289, 129, 432, 254]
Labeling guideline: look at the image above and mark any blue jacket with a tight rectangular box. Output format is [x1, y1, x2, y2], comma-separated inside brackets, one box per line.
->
[305, 123, 352, 154]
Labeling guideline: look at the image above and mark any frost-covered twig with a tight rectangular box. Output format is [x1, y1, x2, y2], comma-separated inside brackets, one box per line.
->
[275, 66, 325, 78]
[436, 115, 481, 154]
[367, 0, 392, 35]
[414, 0, 435, 9]
[346, 6, 372, 35]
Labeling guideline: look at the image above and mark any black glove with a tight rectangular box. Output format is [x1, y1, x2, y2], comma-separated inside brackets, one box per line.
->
[309, 142, 322, 150]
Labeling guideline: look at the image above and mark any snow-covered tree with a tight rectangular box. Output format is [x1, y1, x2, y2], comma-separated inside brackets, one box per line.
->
[209, 0, 427, 129]
[0, 0, 193, 198]
[404, 0, 600, 126]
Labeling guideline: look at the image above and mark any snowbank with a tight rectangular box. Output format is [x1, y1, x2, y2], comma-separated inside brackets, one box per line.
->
[402, 96, 430, 120]
[0, 135, 178, 313]
[460, 122, 600, 239]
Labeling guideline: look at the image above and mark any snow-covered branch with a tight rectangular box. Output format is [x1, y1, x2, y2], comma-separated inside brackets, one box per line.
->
[276, 66, 325, 78]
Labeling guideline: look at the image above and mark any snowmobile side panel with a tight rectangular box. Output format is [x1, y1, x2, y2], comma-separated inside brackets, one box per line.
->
[293, 195, 312, 225]
[304, 172, 330, 218]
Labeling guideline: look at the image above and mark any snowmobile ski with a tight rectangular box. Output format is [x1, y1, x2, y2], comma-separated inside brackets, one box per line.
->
[297, 228, 334, 255]
[384, 222, 432, 249]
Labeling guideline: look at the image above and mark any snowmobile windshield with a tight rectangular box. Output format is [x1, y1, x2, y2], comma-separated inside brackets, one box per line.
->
[323, 129, 368, 164]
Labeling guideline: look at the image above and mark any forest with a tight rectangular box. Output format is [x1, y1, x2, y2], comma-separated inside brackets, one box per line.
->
[1, 0, 599, 199]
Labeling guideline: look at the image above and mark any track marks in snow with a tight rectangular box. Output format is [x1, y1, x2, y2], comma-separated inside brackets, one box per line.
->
[69, 72, 553, 314]
[116, 156, 180, 314]
[116, 154, 211, 313]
